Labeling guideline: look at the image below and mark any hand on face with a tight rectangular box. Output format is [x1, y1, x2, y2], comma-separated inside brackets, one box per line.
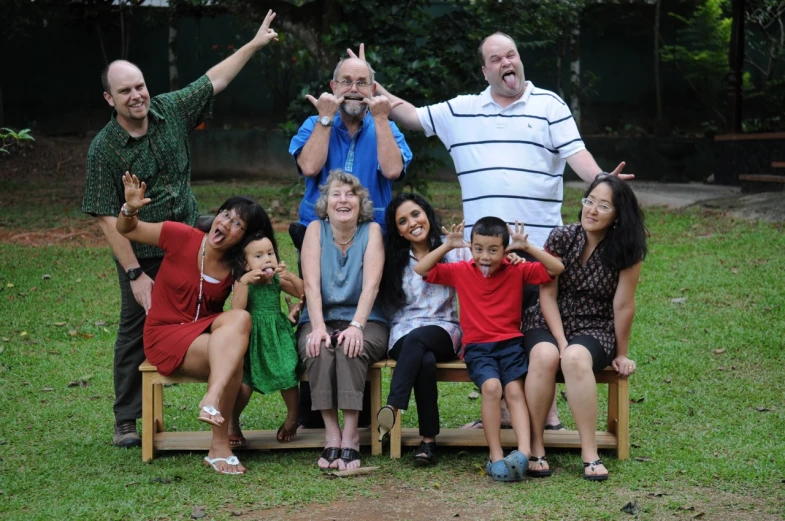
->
[122, 172, 151, 211]
[363, 95, 403, 119]
[251, 9, 278, 48]
[305, 92, 343, 119]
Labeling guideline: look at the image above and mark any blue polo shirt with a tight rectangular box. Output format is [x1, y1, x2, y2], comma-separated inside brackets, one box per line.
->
[289, 112, 412, 235]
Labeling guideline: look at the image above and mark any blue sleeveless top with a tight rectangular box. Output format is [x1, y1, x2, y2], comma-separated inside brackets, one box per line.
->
[300, 220, 388, 326]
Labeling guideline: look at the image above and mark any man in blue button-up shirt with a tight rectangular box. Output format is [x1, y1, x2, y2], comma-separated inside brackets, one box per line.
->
[289, 57, 412, 236]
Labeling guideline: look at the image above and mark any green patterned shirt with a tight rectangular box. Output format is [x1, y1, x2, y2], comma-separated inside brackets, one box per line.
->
[82, 75, 214, 259]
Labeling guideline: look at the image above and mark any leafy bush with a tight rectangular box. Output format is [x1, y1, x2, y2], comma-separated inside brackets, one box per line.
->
[0, 128, 35, 155]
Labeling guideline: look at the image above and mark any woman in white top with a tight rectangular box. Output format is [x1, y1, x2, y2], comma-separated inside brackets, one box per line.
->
[376, 193, 465, 465]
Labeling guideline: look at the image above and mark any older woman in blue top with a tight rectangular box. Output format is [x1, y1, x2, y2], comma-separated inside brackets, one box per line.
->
[297, 170, 388, 471]
[375, 193, 464, 465]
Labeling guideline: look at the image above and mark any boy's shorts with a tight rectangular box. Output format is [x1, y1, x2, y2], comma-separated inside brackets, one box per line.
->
[463, 336, 528, 389]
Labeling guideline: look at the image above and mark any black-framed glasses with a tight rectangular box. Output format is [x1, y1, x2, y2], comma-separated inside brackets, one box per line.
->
[581, 198, 614, 214]
[218, 210, 246, 231]
[337, 79, 370, 88]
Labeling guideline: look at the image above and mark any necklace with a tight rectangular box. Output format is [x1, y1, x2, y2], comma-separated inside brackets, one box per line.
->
[194, 236, 207, 322]
[332, 225, 358, 246]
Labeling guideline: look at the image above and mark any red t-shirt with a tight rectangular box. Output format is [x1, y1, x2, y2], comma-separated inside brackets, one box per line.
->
[424, 258, 553, 347]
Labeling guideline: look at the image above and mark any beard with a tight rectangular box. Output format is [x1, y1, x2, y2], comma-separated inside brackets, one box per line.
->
[341, 98, 367, 118]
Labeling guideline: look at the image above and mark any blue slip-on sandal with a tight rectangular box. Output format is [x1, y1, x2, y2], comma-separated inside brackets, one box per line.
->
[503, 450, 528, 481]
[486, 458, 518, 482]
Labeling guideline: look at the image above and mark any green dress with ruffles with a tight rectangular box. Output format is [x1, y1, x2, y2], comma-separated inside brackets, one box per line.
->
[243, 275, 300, 394]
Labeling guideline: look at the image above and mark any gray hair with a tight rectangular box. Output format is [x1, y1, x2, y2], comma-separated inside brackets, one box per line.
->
[314, 170, 375, 223]
[332, 57, 375, 84]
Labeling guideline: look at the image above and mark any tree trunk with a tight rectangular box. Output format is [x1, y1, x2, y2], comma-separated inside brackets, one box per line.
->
[569, 19, 581, 129]
[654, 0, 663, 130]
[169, 19, 179, 91]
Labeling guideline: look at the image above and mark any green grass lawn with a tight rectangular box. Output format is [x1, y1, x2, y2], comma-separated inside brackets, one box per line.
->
[0, 180, 783, 520]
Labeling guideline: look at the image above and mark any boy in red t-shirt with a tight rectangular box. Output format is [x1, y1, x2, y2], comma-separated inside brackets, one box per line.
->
[414, 217, 564, 481]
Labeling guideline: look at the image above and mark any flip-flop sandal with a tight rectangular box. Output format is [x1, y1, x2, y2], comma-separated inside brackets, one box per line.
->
[461, 419, 483, 429]
[203, 455, 245, 475]
[276, 422, 297, 443]
[528, 455, 553, 478]
[413, 441, 437, 466]
[339, 447, 361, 468]
[377, 405, 396, 441]
[228, 435, 247, 449]
[583, 459, 609, 481]
[197, 405, 223, 427]
[317, 447, 341, 469]
[544, 423, 566, 431]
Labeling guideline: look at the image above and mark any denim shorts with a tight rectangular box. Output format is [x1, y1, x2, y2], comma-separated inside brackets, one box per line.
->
[464, 336, 528, 389]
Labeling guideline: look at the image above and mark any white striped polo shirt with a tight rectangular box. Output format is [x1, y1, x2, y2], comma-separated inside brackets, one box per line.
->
[416, 82, 585, 247]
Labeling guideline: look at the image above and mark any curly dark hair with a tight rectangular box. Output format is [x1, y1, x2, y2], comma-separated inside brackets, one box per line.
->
[380, 193, 444, 314]
[580, 176, 648, 270]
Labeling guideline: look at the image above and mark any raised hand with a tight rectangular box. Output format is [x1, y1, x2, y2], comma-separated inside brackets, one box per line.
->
[506, 252, 527, 265]
[609, 161, 634, 181]
[122, 172, 151, 211]
[285, 294, 304, 325]
[346, 42, 366, 61]
[440, 221, 469, 250]
[305, 92, 343, 119]
[363, 95, 403, 119]
[251, 9, 278, 49]
[506, 220, 530, 252]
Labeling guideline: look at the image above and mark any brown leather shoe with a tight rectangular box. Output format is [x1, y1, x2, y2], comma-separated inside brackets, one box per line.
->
[113, 420, 141, 448]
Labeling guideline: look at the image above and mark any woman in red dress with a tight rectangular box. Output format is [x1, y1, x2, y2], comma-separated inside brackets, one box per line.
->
[116, 172, 274, 475]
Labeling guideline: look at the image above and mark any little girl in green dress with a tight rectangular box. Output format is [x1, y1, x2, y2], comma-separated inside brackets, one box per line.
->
[229, 230, 305, 446]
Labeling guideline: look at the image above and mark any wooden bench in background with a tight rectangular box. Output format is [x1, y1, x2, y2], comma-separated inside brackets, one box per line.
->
[139, 360, 385, 462]
[385, 360, 629, 461]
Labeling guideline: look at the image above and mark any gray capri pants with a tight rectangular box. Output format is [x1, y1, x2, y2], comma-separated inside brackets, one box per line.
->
[297, 320, 388, 411]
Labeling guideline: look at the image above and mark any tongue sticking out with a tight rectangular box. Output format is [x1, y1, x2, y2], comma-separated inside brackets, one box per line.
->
[263, 267, 275, 284]
[503, 72, 516, 89]
[480, 265, 491, 278]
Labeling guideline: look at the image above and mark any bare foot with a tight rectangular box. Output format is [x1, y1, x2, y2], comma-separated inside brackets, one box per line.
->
[337, 447, 361, 470]
[204, 449, 245, 474]
[318, 438, 341, 470]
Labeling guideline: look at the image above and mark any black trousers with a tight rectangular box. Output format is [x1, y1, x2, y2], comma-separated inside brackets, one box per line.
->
[112, 257, 161, 422]
[387, 326, 456, 438]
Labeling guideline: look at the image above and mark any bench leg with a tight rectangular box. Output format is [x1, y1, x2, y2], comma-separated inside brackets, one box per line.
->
[141, 373, 154, 462]
[391, 409, 402, 459]
[154, 383, 164, 432]
[616, 376, 630, 460]
[370, 366, 382, 456]
[607, 380, 619, 435]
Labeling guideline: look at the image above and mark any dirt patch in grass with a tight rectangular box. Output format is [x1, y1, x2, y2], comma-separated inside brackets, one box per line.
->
[230, 481, 503, 521]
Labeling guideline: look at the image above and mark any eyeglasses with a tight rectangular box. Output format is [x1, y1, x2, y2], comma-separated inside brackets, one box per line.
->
[218, 210, 246, 231]
[337, 79, 370, 88]
[581, 198, 614, 213]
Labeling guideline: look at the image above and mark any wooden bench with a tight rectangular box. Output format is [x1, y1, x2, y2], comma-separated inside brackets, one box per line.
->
[139, 359, 385, 462]
[385, 360, 629, 461]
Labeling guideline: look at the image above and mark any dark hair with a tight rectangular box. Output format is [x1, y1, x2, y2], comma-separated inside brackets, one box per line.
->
[231, 229, 281, 281]
[471, 216, 509, 246]
[217, 195, 275, 276]
[580, 176, 648, 270]
[381, 193, 443, 313]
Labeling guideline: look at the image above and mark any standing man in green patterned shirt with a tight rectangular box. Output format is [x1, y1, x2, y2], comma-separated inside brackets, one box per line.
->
[82, 10, 278, 448]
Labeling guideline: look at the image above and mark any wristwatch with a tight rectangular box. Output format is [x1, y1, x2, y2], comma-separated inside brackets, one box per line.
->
[349, 320, 364, 331]
[126, 267, 144, 281]
[318, 115, 333, 128]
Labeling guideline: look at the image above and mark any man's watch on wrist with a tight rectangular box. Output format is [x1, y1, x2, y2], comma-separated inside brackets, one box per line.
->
[126, 267, 144, 281]
[318, 115, 333, 128]
[349, 321, 364, 331]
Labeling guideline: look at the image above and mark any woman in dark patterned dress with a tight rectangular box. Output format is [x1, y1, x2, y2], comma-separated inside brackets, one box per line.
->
[522, 175, 647, 481]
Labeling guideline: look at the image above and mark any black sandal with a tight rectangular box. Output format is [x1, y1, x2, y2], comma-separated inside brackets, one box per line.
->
[318, 446, 341, 468]
[340, 447, 361, 467]
[583, 459, 609, 481]
[528, 455, 553, 478]
[413, 441, 437, 466]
